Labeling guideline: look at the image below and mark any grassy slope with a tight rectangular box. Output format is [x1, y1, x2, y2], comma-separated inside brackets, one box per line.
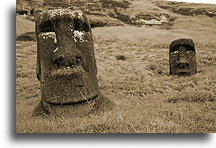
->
[16, 3, 215, 133]
[122, 0, 170, 18]
[154, 0, 215, 17]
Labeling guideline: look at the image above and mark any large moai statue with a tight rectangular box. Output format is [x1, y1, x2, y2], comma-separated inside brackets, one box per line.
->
[33, 9, 114, 117]
[169, 38, 197, 76]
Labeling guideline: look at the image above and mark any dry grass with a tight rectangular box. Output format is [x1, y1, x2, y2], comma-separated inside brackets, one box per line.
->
[16, 10, 215, 133]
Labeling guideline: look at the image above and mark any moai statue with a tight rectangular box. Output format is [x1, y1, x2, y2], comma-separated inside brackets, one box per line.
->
[33, 9, 114, 117]
[169, 38, 197, 76]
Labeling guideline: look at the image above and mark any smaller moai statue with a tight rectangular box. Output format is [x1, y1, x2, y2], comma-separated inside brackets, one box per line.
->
[33, 9, 114, 117]
[169, 38, 197, 76]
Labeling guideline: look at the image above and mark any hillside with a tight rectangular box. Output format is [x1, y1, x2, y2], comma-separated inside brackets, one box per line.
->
[16, 0, 215, 29]
[154, 1, 215, 17]
[17, 0, 177, 40]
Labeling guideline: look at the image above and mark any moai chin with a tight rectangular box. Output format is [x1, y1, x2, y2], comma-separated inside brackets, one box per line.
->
[33, 9, 114, 117]
[169, 38, 197, 76]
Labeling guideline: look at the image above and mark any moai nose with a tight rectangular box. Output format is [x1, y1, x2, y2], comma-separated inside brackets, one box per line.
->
[177, 60, 190, 69]
[53, 49, 82, 66]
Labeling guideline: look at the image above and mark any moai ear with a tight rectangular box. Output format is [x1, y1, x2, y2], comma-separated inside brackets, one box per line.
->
[169, 38, 197, 76]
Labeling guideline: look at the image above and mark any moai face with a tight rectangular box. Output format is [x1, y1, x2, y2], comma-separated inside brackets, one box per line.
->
[169, 39, 197, 76]
[35, 9, 99, 106]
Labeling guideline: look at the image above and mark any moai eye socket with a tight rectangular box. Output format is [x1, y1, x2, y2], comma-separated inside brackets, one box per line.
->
[73, 19, 90, 32]
[39, 20, 55, 33]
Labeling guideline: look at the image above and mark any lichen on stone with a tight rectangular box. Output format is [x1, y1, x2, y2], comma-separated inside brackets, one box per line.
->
[37, 9, 84, 24]
[39, 32, 56, 40]
[73, 30, 85, 43]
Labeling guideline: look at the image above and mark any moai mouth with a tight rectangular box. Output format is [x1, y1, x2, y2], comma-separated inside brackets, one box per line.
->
[33, 9, 114, 116]
[169, 38, 197, 76]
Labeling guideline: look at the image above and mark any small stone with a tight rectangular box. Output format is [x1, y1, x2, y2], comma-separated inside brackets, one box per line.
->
[115, 55, 126, 61]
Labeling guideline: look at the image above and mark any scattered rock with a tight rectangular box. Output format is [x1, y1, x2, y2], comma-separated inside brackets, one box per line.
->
[132, 13, 176, 27]
[115, 55, 126, 61]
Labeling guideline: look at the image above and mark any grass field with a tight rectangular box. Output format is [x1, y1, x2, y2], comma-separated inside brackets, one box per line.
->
[16, 7, 215, 133]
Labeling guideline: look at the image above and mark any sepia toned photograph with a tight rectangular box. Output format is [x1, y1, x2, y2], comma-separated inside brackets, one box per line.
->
[16, 0, 215, 133]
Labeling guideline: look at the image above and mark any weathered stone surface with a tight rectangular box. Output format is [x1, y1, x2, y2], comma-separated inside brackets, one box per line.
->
[33, 9, 114, 117]
[169, 38, 197, 76]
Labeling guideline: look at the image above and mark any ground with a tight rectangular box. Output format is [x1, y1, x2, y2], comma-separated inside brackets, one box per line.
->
[16, 1, 215, 133]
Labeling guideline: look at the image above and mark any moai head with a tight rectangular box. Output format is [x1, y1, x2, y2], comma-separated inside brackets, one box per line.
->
[169, 38, 197, 76]
[33, 9, 114, 116]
